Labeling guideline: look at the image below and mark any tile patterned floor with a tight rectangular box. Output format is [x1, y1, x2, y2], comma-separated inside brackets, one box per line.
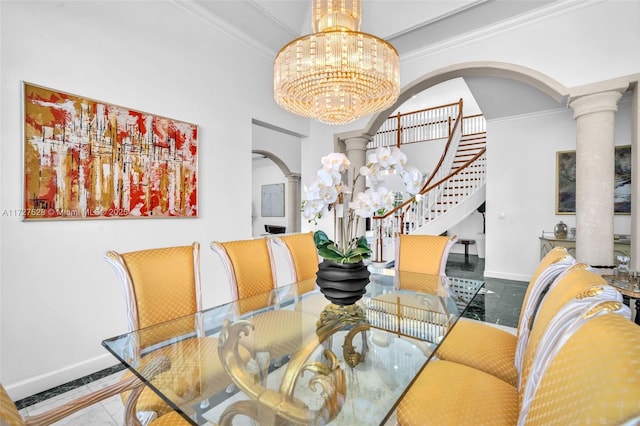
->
[446, 253, 528, 327]
[14, 253, 528, 425]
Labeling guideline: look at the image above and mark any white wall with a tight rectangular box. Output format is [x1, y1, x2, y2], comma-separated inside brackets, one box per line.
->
[484, 108, 577, 280]
[252, 125, 302, 173]
[0, 0, 308, 399]
[483, 100, 632, 281]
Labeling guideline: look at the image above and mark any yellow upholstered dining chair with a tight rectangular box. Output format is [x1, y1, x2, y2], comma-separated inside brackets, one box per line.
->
[104, 242, 237, 422]
[270, 232, 319, 284]
[270, 232, 330, 315]
[367, 234, 457, 333]
[396, 267, 636, 426]
[370, 234, 457, 317]
[434, 246, 574, 385]
[210, 238, 278, 313]
[394, 233, 457, 276]
[210, 238, 318, 361]
[518, 313, 640, 425]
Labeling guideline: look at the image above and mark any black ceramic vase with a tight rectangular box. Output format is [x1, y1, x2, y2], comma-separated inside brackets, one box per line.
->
[316, 260, 370, 305]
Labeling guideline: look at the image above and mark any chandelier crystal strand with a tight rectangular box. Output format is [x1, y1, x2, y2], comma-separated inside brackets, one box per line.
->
[274, 0, 399, 125]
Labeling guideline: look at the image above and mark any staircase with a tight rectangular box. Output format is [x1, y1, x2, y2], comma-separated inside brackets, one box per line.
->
[368, 101, 487, 263]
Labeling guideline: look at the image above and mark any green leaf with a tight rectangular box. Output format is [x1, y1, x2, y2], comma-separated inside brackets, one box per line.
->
[313, 230, 371, 264]
[314, 230, 332, 248]
[355, 236, 369, 250]
[317, 246, 345, 263]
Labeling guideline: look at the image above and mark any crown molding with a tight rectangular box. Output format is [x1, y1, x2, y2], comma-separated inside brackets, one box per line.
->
[487, 106, 571, 124]
[401, 0, 605, 66]
[168, 0, 275, 62]
[386, 0, 489, 41]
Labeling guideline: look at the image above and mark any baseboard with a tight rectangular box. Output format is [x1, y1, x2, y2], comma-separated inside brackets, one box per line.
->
[6, 353, 119, 401]
[483, 269, 530, 283]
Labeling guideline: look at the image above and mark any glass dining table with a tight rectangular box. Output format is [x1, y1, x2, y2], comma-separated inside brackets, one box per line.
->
[102, 267, 483, 425]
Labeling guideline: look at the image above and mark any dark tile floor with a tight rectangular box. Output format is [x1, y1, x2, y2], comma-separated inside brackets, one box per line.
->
[16, 254, 529, 413]
[446, 253, 528, 328]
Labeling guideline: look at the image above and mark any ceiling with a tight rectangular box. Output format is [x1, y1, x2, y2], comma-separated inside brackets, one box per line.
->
[191, 0, 567, 120]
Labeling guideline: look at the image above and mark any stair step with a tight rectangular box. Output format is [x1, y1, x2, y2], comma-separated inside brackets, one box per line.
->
[451, 165, 483, 170]
[458, 147, 485, 153]
[459, 138, 486, 144]
[453, 156, 480, 162]
[460, 134, 487, 141]
[454, 149, 480, 159]
[455, 148, 483, 155]
[458, 140, 485, 146]
[456, 146, 485, 153]
[458, 144, 486, 150]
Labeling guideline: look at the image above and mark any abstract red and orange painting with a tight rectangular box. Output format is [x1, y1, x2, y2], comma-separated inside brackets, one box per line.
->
[23, 82, 198, 220]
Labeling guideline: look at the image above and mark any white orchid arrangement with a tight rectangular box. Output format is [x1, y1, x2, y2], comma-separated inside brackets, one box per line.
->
[302, 146, 424, 264]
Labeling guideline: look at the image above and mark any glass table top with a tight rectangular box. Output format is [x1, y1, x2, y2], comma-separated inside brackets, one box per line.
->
[102, 268, 483, 425]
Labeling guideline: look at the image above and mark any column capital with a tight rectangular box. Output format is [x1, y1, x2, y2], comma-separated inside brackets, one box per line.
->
[285, 172, 301, 180]
[569, 90, 624, 119]
[343, 135, 370, 153]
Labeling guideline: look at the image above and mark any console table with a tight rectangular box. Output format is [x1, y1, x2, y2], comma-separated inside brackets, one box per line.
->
[539, 236, 630, 262]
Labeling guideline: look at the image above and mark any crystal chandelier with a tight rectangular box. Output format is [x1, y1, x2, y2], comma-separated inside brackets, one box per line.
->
[273, 0, 400, 125]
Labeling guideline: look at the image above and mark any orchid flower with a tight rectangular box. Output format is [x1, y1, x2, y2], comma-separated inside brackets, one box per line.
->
[302, 147, 424, 263]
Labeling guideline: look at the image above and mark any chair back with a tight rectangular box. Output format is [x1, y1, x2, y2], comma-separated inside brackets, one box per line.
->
[395, 234, 457, 275]
[0, 383, 25, 426]
[519, 291, 629, 422]
[211, 238, 277, 313]
[522, 313, 640, 425]
[513, 247, 575, 372]
[104, 243, 201, 346]
[517, 247, 574, 329]
[518, 264, 607, 394]
[271, 232, 319, 291]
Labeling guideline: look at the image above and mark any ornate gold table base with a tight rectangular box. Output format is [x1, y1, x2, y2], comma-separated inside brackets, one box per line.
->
[316, 303, 367, 329]
[217, 300, 437, 424]
[316, 303, 370, 368]
[218, 319, 349, 425]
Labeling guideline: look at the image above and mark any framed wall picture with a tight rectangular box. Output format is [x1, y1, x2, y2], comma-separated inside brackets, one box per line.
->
[261, 183, 285, 217]
[22, 82, 198, 220]
[556, 145, 631, 214]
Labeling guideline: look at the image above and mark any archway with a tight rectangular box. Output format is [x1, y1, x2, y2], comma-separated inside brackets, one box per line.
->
[364, 61, 569, 137]
[252, 149, 301, 235]
[337, 61, 637, 273]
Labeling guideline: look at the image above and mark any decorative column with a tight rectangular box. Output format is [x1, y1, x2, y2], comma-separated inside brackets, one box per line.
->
[343, 134, 371, 236]
[286, 173, 301, 233]
[631, 83, 639, 271]
[569, 90, 624, 266]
